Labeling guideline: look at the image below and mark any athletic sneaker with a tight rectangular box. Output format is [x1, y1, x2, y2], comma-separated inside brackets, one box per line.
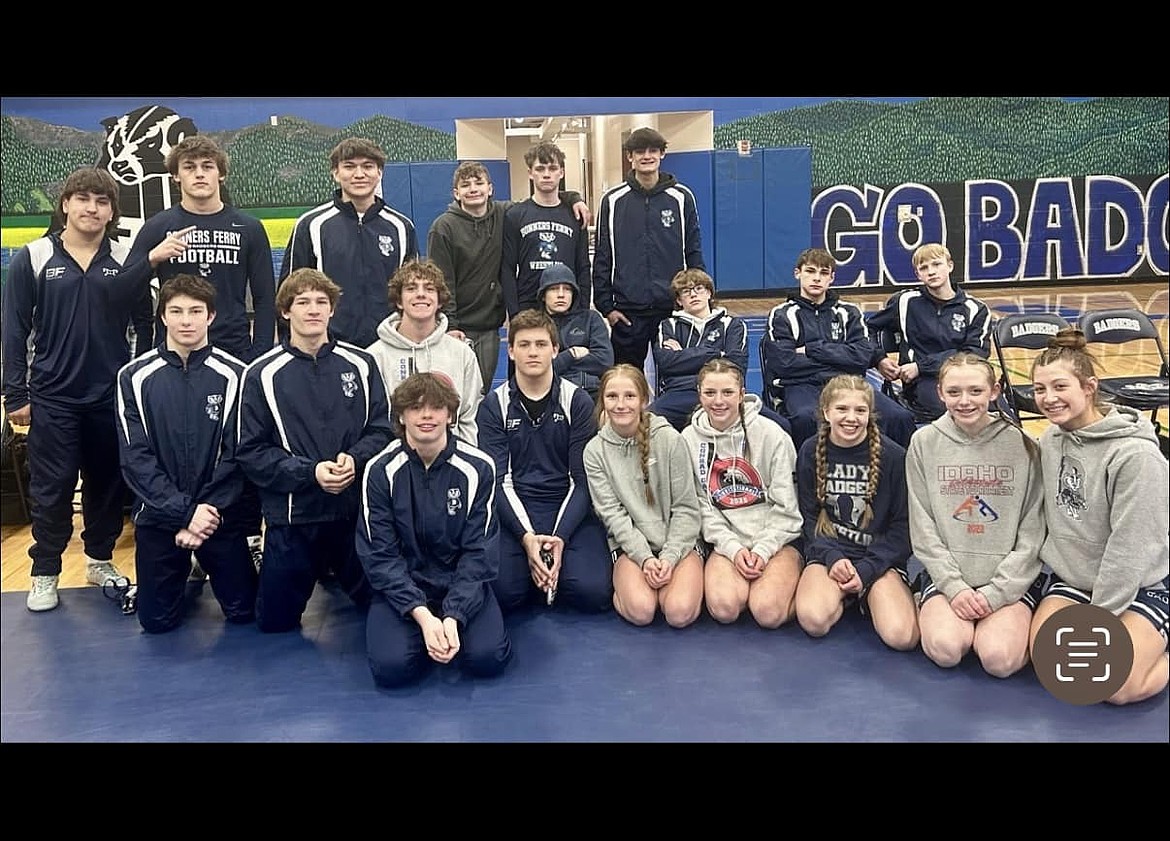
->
[27, 575, 60, 612]
[85, 560, 126, 587]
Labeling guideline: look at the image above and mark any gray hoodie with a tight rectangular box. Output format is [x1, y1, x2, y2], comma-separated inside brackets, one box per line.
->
[1038, 405, 1170, 614]
[583, 413, 701, 567]
[680, 394, 802, 561]
[906, 413, 1045, 612]
[365, 311, 483, 445]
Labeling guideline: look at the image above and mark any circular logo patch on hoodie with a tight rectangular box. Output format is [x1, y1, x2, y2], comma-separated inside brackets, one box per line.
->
[707, 456, 765, 509]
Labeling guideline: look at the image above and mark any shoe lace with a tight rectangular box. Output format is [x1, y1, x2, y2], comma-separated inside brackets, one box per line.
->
[31, 577, 55, 594]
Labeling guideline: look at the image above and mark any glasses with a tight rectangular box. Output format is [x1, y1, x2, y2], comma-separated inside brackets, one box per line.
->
[679, 286, 710, 297]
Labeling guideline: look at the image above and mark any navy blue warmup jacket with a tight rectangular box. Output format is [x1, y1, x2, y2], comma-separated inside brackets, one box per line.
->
[116, 344, 247, 531]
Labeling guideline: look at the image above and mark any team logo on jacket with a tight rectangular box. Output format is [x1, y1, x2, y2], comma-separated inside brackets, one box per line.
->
[205, 393, 223, 421]
[539, 232, 557, 260]
[378, 235, 396, 257]
[1056, 454, 1087, 520]
[341, 372, 358, 398]
[707, 456, 765, 509]
[660, 209, 676, 228]
[705, 328, 721, 343]
[951, 313, 967, 333]
[951, 494, 999, 523]
[447, 487, 462, 516]
[831, 321, 842, 341]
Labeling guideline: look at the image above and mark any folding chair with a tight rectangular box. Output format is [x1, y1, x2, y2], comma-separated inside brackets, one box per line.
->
[870, 324, 940, 425]
[991, 312, 1072, 423]
[1078, 308, 1169, 434]
[757, 334, 786, 415]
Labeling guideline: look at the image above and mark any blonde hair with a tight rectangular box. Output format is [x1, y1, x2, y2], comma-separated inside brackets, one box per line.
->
[939, 352, 1038, 456]
[595, 364, 655, 504]
[813, 375, 880, 537]
[912, 243, 952, 267]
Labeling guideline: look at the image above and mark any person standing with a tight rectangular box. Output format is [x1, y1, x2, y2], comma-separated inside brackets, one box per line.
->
[357, 372, 512, 687]
[235, 268, 393, 632]
[280, 137, 418, 348]
[592, 127, 705, 371]
[500, 141, 593, 319]
[427, 161, 589, 394]
[3, 167, 157, 612]
[129, 134, 276, 363]
[116, 275, 257, 633]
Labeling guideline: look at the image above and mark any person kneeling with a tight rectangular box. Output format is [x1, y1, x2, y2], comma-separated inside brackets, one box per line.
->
[357, 372, 512, 688]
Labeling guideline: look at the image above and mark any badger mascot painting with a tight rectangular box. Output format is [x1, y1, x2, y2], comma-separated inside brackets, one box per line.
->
[96, 104, 198, 249]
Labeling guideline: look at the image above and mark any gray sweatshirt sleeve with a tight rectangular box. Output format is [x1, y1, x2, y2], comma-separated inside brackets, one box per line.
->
[1092, 444, 1170, 614]
[658, 433, 702, 566]
[583, 439, 655, 566]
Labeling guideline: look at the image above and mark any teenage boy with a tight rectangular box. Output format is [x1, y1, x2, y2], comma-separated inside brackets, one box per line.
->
[427, 161, 590, 395]
[539, 262, 612, 403]
[867, 243, 992, 420]
[236, 268, 393, 632]
[763, 248, 917, 448]
[130, 135, 276, 363]
[116, 275, 257, 633]
[649, 268, 749, 432]
[366, 259, 483, 444]
[280, 137, 419, 348]
[476, 309, 612, 613]
[357, 372, 512, 688]
[592, 127, 705, 370]
[3, 167, 155, 612]
[500, 141, 593, 319]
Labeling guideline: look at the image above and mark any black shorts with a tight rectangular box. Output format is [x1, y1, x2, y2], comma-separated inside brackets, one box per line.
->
[1043, 574, 1170, 641]
[916, 569, 1048, 611]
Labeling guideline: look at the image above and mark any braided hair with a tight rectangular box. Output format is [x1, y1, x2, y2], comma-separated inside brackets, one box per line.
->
[595, 364, 656, 504]
[813, 374, 880, 537]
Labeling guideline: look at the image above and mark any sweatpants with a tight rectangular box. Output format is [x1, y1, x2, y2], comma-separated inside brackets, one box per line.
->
[365, 587, 512, 687]
[255, 520, 371, 633]
[134, 524, 257, 634]
[609, 308, 672, 370]
[493, 503, 612, 614]
[25, 400, 125, 576]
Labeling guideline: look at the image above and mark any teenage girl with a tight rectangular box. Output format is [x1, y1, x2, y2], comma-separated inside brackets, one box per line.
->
[794, 374, 919, 650]
[1028, 328, 1169, 704]
[680, 358, 803, 628]
[906, 353, 1046, 676]
[584, 364, 704, 627]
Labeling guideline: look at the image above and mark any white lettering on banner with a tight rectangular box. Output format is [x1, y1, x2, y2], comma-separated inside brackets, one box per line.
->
[813, 173, 1169, 287]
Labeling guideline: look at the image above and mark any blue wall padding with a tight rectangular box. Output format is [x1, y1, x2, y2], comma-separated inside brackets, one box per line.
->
[763, 146, 812, 289]
[714, 151, 765, 292]
[661, 150, 716, 276]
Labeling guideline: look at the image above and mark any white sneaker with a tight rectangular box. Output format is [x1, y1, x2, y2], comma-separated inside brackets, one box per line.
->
[27, 575, 60, 612]
[85, 560, 126, 587]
